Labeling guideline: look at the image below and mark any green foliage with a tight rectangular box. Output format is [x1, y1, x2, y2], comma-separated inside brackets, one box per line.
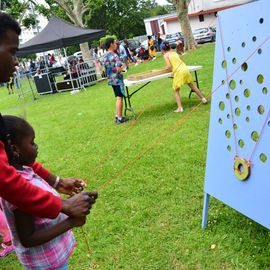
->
[99, 34, 118, 47]
[65, 44, 81, 56]
[22, 14, 36, 29]
[1, 0, 36, 29]
[20, 53, 36, 61]
[86, 0, 173, 39]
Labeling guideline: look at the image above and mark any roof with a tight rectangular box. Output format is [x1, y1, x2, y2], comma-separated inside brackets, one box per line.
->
[164, 5, 240, 22]
[17, 15, 105, 57]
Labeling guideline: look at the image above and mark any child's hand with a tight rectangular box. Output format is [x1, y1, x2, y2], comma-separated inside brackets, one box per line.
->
[68, 216, 86, 228]
[57, 178, 87, 195]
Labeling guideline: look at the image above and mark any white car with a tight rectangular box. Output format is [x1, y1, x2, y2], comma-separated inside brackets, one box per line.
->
[73, 51, 83, 59]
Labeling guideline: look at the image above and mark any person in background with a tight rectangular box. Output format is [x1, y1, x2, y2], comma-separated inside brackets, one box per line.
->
[157, 32, 163, 52]
[161, 41, 207, 112]
[123, 39, 138, 66]
[103, 38, 129, 124]
[6, 76, 14, 95]
[117, 41, 129, 71]
[147, 35, 156, 60]
[176, 37, 184, 55]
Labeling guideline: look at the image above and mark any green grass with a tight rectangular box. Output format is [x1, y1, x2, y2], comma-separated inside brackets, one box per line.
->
[1, 43, 270, 269]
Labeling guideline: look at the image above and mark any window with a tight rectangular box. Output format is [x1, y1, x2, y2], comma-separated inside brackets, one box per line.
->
[199, 15, 204, 22]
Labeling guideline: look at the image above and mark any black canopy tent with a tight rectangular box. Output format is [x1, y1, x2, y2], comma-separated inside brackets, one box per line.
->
[17, 15, 105, 57]
[17, 15, 105, 93]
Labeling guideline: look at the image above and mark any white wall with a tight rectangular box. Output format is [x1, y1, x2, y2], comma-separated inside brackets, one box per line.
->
[203, 0, 254, 10]
[164, 13, 217, 35]
[190, 13, 217, 30]
[189, 0, 254, 13]
[145, 21, 153, 36]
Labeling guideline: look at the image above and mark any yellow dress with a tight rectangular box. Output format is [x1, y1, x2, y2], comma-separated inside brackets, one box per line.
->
[148, 39, 156, 57]
[168, 52, 193, 90]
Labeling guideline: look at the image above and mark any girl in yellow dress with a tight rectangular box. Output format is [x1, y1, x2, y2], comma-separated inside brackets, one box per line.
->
[161, 41, 207, 112]
[147, 36, 156, 59]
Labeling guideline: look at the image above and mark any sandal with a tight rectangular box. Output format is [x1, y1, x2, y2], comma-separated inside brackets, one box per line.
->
[0, 243, 15, 258]
[174, 107, 184, 113]
[201, 97, 207, 104]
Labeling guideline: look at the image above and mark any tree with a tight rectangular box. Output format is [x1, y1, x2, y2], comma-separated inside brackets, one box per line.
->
[168, 0, 196, 51]
[36, 0, 94, 61]
[1, 0, 37, 29]
[86, 0, 166, 39]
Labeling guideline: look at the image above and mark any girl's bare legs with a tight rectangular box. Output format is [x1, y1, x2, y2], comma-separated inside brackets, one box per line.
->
[174, 88, 184, 112]
[188, 82, 207, 103]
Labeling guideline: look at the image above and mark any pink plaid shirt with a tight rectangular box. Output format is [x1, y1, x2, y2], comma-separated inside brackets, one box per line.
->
[2, 166, 76, 270]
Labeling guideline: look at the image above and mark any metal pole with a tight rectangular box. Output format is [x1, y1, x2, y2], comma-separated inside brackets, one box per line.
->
[64, 48, 76, 92]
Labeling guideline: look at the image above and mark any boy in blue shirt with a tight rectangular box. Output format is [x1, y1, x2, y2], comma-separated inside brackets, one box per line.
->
[104, 38, 129, 124]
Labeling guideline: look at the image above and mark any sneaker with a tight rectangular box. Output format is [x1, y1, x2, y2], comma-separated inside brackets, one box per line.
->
[0, 243, 15, 258]
[174, 107, 184, 113]
[116, 117, 129, 124]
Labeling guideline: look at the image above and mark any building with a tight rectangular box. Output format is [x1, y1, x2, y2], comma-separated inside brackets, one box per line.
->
[18, 2, 48, 45]
[144, 0, 254, 36]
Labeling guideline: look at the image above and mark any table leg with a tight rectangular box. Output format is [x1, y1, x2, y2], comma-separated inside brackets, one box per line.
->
[124, 86, 136, 118]
[189, 70, 200, 99]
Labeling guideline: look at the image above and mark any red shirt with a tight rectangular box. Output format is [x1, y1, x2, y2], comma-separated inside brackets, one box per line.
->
[0, 141, 62, 218]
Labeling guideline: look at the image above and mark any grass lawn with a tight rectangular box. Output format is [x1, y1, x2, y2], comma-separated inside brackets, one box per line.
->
[1, 43, 270, 269]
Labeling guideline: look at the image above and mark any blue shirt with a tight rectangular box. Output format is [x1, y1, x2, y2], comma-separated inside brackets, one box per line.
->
[103, 51, 124, 86]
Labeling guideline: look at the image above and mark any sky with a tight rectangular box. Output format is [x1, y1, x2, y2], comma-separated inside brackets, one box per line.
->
[156, 0, 169, 5]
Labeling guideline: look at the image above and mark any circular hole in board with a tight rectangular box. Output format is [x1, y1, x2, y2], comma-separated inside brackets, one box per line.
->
[219, 101, 225, 111]
[244, 88, 251, 97]
[262, 87, 268, 95]
[238, 139, 245, 148]
[225, 130, 231, 138]
[229, 80, 236, 90]
[235, 107, 241, 116]
[257, 74, 264, 84]
[260, 153, 267, 163]
[258, 105, 265, 115]
[241, 62, 248, 71]
[251, 131, 259, 142]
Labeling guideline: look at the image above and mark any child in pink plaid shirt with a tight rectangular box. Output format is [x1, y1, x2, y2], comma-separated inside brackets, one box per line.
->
[1, 116, 86, 270]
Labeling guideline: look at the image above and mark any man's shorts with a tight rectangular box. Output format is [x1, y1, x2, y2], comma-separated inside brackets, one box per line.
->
[112, 85, 125, 97]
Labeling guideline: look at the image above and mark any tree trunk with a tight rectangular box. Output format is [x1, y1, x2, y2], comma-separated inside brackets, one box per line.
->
[172, 0, 197, 51]
[72, 3, 91, 61]
[79, 42, 91, 61]
[55, 0, 91, 61]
